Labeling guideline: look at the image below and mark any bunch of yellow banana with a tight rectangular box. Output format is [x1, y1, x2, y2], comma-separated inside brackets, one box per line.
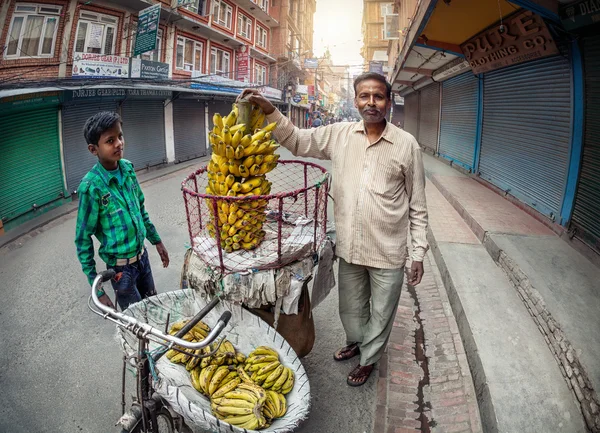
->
[263, 390, 287, 420]
[205, 104, 281, 253]
[244, 352, 295, 394]
[210, 382, 268, 430]
[165, 320, 211, 368]
[198, 339, 245, 368]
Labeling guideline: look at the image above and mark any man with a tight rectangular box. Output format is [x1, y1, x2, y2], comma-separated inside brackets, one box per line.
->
[311, 112, 322, 128]
[238, 72, 428, 386]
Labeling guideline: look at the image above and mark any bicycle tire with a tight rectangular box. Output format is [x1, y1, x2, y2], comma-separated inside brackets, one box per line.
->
[119, 407, 174, 433]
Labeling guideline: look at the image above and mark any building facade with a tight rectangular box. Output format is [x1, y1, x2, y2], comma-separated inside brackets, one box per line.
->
[0, 0, 289, 232]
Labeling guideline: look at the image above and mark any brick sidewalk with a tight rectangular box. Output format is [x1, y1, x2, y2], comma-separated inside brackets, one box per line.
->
[374, 254, 482, 433]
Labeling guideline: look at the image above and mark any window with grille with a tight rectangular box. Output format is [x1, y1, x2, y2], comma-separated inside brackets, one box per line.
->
[380, 3, 394, 17]
[75, 11, 118, 54]
[212, 0, 232, 29]
[254, 63, 267, 85]
[132, 28, 163, 62]
[183, 0, 206, 15]
[176, 36, 203, 72]
[237, 13, 252, 39]
[383, 13, 399, 40]
[255, 25, 267, 49]
[5, 4, 62, 58]
[257, 0, 268, 12]
[210, 47, 230, 77]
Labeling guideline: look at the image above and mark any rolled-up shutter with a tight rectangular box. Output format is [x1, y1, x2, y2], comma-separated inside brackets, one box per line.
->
[174, 100, 207, 163]
[479, 54, 572, 220]
[62, 101, 119, 193]
[403, 92, 419, 139]
[439, 73, 479, 171]
[0, 108, 63, 223]
[121, 100, 166, 169]
[417, 83, 440, 152]
[572, 35, 600, 253]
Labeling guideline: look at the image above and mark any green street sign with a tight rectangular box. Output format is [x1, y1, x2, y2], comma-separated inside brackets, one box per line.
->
[134, 3, 161, 57]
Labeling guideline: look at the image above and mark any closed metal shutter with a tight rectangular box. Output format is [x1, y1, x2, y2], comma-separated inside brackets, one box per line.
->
[417, 83, 440, 152]
[572, 35, 600, 252]
[0, 108, 64, 223]
[479, 54, 572, 220]
[439, 73, 479, 170]
[174, 100, 207, 163]
[62, 101, 119, 194]
[121, 100, 166, 169]
[403, 92, 419, 139]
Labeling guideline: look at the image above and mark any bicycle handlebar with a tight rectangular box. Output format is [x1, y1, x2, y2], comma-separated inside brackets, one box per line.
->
[91, 270, 231, 350]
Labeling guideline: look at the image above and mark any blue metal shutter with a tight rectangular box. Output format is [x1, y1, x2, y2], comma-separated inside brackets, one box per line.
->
[439, 73, 479, 171]
[120, 100, 167, 169]
[0, 108, 64, 223]
[62, 101, 119, 194]
[174, 99, 207, 163]
[417, 83, 440, 152]
[403, 92, 419, 139]
[572, 35, 600, 253]
[479, 54, 572, 220]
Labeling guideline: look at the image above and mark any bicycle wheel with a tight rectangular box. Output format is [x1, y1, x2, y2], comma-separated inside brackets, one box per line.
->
[156, 408, 174, 433]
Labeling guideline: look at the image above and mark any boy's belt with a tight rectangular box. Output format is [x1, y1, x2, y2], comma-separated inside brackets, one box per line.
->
[115, 249, 144, 266]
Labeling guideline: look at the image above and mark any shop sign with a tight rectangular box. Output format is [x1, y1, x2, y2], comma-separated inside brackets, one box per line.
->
[63, 88, 170, 102]
[432, 59, 471, 81]
[460, 10, 559, 75]
[560, 0, 600, 31]
[292, 94, 302, 103]
[134, 3, 161, 57]
[130, 58, 170, 80]
[236, 45, 250, 82]
[304, 58, 318, 69]
[72, 54, 130, 78]
[0, 91, 60, 113]
[258, 86, 282, 100]
[369, 61, 384, 75]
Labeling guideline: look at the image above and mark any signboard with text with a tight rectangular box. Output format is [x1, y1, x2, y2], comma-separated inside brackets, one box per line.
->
[134, 3, 161, 57]
[130, 58, 170, 80]
[369, 61, 384, 75]
[304, 58, 318, 69]
[258, 86, 282, 100]
[460, 10, 559, 75]
[72, 54, 130, 78]
[236, 45, 250, 82]
[560, 0, 600, 31]
[63, 88, 171, 102]
[432, 58, 471, 82]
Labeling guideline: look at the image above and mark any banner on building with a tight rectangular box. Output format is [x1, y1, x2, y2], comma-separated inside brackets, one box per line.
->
[560, 0, 600, 31]
[134, 3, 161, 57]
[460, 9, 559, 75]
[258, 86, 282, 100]
[72, 54, 130, 78]
[432, 58, 471, 82]
[304, 58, 318, 69]
[236, 45, 250, 82]
[130, 58, 170, 80]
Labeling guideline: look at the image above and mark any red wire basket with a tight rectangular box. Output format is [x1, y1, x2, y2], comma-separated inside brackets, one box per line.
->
[181, 160, 330, 275]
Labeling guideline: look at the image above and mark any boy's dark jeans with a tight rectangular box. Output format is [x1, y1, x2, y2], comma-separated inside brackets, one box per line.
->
[107, 248, 157, 310]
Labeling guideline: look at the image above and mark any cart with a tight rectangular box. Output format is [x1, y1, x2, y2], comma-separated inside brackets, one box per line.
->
[89, 270, 311, 433]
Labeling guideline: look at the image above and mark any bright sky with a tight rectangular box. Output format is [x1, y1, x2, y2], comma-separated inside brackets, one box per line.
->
[313, 0, 364, 70]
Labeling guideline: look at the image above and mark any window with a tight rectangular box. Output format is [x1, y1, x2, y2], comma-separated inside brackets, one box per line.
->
[176, 36, 203, 72]
[5, 4, 61, 58]
[380, 3, 394, 17]
[254, 63, 267, 86]
[183, 0, 206, 15]
[132, 28, 162, 62]
[75, 11, 118, 54]
[255, 25, 267, 49]
[210, 47, 230, 77]
[257, 0, 268, 12]
[237, 13, 252, 39]
[383, 14, 399, 40]
[212, 0, 232, 29]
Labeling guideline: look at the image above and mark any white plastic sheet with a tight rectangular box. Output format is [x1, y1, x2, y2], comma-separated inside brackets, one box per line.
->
[117, 290, 311, 433]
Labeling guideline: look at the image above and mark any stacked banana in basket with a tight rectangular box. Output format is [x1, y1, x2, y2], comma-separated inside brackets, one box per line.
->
[205, 103, 281, 253]
[167, 320, 295, 430]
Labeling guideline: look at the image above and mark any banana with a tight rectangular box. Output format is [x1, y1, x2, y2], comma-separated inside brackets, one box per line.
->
[263, 154, 280, 164]
[225, 174, 235, 189]
[249, 164, 261, 176]
[235, 352, 247, 364]
[264, 364, 285, 389]
[166, 349, 178, 359]
[238, 382, 267, 405]
[191, 367, 203, 393]
[186, 348, 203, 371]
[220, 413, 257, 426]
[246, 361, 271, 372]
[236, 417, 260, 430]
[228, 161, 241, 177]
[276, 392, 287, 417]
[240, 134, 252, 148]
[280, 367, 295, 394]
[229, 123, 245, 134]
[239, 164, 250, 178]
[266, 390, 281, 417]
[270, 365, 289, 391]
[237, 365, 254, 384]
[234, 145, 244, 160]
[254, 155, 265, 165]
[252, 112, 266, 131]
[242, 144, 259, 157]
[199, 364, 214, 394]
[225, 145, 234, 160]
[242, 155, 256, 167]
[250, 346, 279, 358]
[223, 388, 258, 405]
[224, 110, 237, 128]
[170, 352, 187, 364]
[213, 113, 224, 130]
[211, 353, 228, 366]
[209, 365, 230, 396]
[262, 121, 277, 133]
[211, 376, 241, 399]
[228, 212, 237, 225]
[231, 130, 243, 147]
[213, 397, 255, 410]
[219, 370, 238, 387]
[239, 177, 264, 194]
[223, 340, 236, 356]
[215, 405, 254, 416]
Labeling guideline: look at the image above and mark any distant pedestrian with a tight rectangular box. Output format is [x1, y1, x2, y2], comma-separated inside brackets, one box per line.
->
[75, 111, 169, 310]
[238, 72, 428, 387]
[311, 113, 322, 128]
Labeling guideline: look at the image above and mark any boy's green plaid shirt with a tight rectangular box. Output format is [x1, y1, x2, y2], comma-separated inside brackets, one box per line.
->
[75, 159, 161, 286]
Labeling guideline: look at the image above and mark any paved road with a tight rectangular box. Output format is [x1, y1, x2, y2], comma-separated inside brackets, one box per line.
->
[0, 148, 375, 433]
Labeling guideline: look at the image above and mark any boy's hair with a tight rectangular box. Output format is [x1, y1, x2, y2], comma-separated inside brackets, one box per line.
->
[353, 72, 392, 100]
[83, 111, 122, 145]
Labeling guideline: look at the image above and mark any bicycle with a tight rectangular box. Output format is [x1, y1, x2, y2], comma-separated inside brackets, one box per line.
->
[88, 269, 232, 433]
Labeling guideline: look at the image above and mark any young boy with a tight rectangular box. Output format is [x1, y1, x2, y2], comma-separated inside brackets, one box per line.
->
[75, 111, 169, 310]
